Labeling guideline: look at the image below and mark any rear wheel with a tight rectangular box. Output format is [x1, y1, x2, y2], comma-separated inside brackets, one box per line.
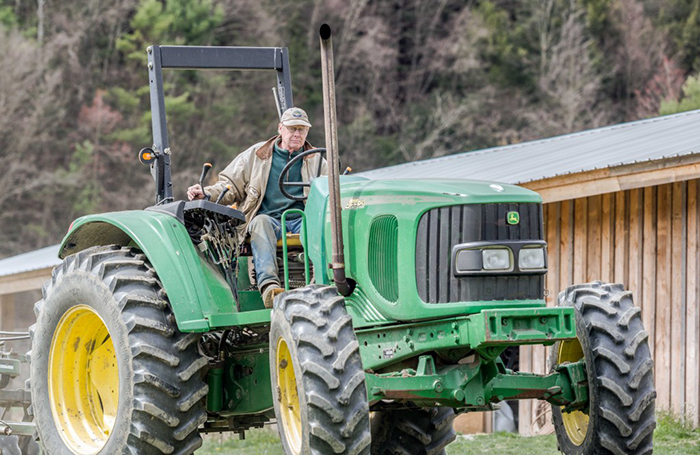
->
[270, 285, 371, 455]
[30, 245, 208, 454]
[370, 407, 456, 455]
[550, 282, 656, 455]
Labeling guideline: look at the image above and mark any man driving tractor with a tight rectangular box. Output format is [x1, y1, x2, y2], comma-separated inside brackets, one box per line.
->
[187, 107, 327, 308]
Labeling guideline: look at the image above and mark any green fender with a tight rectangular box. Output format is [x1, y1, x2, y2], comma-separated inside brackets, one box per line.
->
[59, 209, 246, 332]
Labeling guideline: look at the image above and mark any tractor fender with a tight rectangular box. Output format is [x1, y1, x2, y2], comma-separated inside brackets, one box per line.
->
[59, 210, 234, 332]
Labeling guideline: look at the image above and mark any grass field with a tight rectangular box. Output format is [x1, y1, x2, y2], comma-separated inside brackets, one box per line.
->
[199, 411, 700, 454]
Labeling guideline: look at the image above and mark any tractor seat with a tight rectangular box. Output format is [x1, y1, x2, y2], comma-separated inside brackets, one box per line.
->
[277, 233, 302, 248]
[243, 233, 302, 249]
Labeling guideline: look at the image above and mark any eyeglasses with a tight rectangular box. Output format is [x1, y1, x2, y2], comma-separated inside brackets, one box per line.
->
[285, 126, 309, 134]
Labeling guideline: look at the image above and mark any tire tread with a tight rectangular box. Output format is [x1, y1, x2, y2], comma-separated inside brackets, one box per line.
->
[272, 285, 370, 455]
[31, 246, 206, 455]
[370, 407, 456, 455]
[551, 281, 656, 455]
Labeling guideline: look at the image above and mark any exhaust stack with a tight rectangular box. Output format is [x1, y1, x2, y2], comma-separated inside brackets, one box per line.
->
[319, 24, 353, 297]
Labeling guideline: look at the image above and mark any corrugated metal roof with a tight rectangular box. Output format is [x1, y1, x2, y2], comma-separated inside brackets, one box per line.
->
[359, 110, 700, 183]
[0, 244, 61, 278]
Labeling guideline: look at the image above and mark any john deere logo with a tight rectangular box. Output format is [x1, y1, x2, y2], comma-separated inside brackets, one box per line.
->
[507, 211, 520, 225]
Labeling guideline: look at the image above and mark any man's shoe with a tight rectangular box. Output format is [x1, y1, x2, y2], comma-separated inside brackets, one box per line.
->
[262, 284, 284, 309]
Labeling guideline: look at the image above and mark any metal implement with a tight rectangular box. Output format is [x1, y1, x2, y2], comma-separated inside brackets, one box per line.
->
[0, 345, 38, 454]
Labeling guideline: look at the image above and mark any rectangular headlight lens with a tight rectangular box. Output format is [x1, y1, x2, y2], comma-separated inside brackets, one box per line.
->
[519, 248, 545, 270]
[456, 249, 482, 272]
[482, 249, 511, 270]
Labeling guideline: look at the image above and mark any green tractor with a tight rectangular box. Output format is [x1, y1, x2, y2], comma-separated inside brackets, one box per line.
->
[28, 25, 656, 455]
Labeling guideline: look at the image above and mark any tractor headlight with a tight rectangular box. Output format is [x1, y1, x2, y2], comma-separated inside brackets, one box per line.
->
[453, 241, 546, 276]
[455, 249, 481, 272]
[482, 249, 511, 270]
[518, 247, 545, 270]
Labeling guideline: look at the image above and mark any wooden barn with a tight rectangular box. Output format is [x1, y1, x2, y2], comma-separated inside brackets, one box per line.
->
[0, 245, 61, 386]
[1, 109, 699, 435]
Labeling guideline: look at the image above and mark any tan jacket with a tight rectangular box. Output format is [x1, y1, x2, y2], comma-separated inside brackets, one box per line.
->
[205, 135, 328, 235]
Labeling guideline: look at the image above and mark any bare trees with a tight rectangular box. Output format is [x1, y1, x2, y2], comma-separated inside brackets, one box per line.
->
[534, 3, 607, 135]
[36, 0, 43, 43]
[1, 0, 698, 258]
[0, 26, 67, 256]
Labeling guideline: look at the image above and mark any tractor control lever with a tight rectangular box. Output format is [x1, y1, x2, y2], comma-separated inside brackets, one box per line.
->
[215, 185, 231, 204]
[199, 163, 212, 201]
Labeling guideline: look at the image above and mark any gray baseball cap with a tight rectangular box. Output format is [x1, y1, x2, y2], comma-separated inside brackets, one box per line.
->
[280, 107, 312, 128]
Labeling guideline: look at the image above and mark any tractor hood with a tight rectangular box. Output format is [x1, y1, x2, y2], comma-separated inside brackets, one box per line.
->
[304, 176, 547, 327]
[334, 177, 542, 206]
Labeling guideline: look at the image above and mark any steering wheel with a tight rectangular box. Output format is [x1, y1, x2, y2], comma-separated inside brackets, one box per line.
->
[278, 148, 334, 202]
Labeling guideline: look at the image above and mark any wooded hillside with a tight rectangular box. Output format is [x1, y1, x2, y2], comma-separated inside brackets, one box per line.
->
[2, 0, 700, 257]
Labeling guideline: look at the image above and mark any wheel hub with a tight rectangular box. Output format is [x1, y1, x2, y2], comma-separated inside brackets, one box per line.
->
[558, 338, 589, 446]
[49, 305, 119, 454]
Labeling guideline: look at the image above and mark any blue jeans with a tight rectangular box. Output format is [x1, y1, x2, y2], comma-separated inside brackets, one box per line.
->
[248, 214, 303, 289]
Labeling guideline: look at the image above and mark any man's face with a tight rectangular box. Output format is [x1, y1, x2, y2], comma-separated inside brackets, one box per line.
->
[279, 124, 309, 151]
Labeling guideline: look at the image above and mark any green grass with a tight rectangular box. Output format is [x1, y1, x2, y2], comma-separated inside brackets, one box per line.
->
[198, 411, 700, 454]
[652, 411, 700, 455]
[201, 429, 282, 455]
[447, 432, 560, 454]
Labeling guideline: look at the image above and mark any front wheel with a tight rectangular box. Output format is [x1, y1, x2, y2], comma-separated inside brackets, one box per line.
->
[550, 282, 656, 455]
[30, 245, 208, 454]
[370, 407, 456, 455]
[270, 285, 371, 455]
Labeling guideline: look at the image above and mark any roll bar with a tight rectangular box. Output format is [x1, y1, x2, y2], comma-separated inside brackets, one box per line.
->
[145, 45, 294, 204]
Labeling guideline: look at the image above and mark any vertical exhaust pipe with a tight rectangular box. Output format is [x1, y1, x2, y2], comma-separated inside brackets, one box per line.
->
[319, 24, 353, 297]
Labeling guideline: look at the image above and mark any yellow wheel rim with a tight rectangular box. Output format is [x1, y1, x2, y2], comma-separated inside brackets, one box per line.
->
[276, 337, 302, 454]
[49, 305, 119, 454]
[558, 338, 589, 446]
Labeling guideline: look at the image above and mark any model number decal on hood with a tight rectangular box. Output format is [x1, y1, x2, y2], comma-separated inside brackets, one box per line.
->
[344, 199, 366, 209]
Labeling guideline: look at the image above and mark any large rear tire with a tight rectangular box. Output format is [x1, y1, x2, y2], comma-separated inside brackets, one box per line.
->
[270, 285, 371, 455]
[550, 282, 656, 455]
[370, 407, 456, 455]
[30, 245, 208, 454]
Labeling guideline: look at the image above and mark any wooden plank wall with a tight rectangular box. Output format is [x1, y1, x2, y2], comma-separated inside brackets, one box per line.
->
[519, 181, 700, 434]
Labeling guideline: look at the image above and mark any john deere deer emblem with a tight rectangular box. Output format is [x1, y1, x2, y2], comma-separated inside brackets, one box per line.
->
[507, 211, 520, 225]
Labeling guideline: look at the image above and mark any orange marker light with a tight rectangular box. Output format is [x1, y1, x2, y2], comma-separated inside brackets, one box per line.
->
[142, 152, 152, 161]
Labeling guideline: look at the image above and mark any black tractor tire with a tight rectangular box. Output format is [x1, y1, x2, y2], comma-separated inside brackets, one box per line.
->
[550, 281, 656, 455]
[270, 285, 371, 455]
[29, 245, 208, 455]
[370, 407, 456, 455]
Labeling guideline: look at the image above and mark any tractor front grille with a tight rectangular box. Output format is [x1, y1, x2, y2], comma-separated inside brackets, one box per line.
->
[415, 203, 544, 303]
